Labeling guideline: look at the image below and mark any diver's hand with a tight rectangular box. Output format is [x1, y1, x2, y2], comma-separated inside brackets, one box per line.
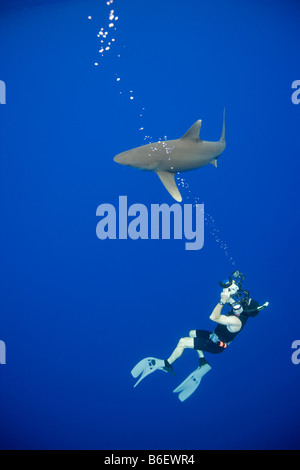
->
[220, 291, 230, 304]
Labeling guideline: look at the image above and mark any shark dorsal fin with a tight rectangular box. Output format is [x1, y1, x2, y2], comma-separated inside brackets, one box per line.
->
[156, 171, 182, 202]
[180, 120, 202, 141]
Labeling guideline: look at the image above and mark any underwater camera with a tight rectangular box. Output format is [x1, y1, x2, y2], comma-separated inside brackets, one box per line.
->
[219, 270, 246, 298]
[219, 271, 269, 315]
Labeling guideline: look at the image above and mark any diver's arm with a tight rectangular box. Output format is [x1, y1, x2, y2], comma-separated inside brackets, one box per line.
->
[209, 291, 230, 321]
[210, 311, 241, 328]
[209, 292, 241, 328]
[209, 302, 224, 322]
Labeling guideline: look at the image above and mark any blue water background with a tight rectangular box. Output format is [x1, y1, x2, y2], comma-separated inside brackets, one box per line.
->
[0, 0, 299, 449]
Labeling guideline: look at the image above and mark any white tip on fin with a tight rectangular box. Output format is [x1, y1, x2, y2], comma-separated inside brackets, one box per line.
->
[180, 120, 202, 141]
[156, 171, 182, 202]
[211, 159, 217, 167]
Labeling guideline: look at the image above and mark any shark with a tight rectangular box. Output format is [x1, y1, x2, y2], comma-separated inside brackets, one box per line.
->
[114, 110, 226, 202]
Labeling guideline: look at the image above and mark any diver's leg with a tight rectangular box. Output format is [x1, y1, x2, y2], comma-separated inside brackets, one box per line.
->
[166, 337, 194, 365]
[196, 350, 209, 367]
[188, 332, 204, 357]
[196, 350, 205, 359]
[189, 330, 205, 359]
[191, 330, 212, 367]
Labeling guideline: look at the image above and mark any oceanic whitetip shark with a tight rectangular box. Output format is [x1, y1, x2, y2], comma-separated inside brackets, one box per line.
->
[114, 110, 226, 202]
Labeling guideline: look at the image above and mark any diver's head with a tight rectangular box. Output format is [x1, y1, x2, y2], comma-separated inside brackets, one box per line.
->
[231, 302, 244, 316]
[231, 298, 261, 317]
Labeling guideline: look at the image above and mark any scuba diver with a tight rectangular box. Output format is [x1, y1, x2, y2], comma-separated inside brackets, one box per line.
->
[131, 271, 269, 401]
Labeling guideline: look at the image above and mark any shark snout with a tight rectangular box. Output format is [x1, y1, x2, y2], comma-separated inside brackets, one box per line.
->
[114, 152, 131, 166]
[113, 153, 122, 164]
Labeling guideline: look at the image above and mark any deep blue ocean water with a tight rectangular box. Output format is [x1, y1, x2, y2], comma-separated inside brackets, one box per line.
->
[0, 0, 299, 450]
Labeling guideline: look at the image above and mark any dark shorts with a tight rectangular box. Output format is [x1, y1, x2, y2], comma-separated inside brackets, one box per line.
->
[193, 330, 226, 354]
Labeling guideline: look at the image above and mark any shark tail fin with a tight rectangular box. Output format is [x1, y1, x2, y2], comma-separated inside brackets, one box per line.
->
[220, 108, 225, 142]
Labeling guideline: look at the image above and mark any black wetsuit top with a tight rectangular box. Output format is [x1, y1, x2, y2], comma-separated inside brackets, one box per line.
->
[194, 313, 250, 354]
[214, 313, 249, 343]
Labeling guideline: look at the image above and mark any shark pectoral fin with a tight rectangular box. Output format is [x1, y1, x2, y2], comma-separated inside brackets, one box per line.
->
[180, 120, 202, 141]
[211, 159, 218, 167]
[156, 171, 182, 202]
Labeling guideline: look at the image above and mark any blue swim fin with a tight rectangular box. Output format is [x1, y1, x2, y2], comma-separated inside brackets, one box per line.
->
[173, 364, 211, 402]
[131, 357, 167, 387]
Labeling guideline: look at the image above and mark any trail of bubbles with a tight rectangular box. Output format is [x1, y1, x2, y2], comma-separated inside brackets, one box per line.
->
[88, 1, 151, 143]
[88, 0, 118, 66]
[176, 174, 236, 266]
